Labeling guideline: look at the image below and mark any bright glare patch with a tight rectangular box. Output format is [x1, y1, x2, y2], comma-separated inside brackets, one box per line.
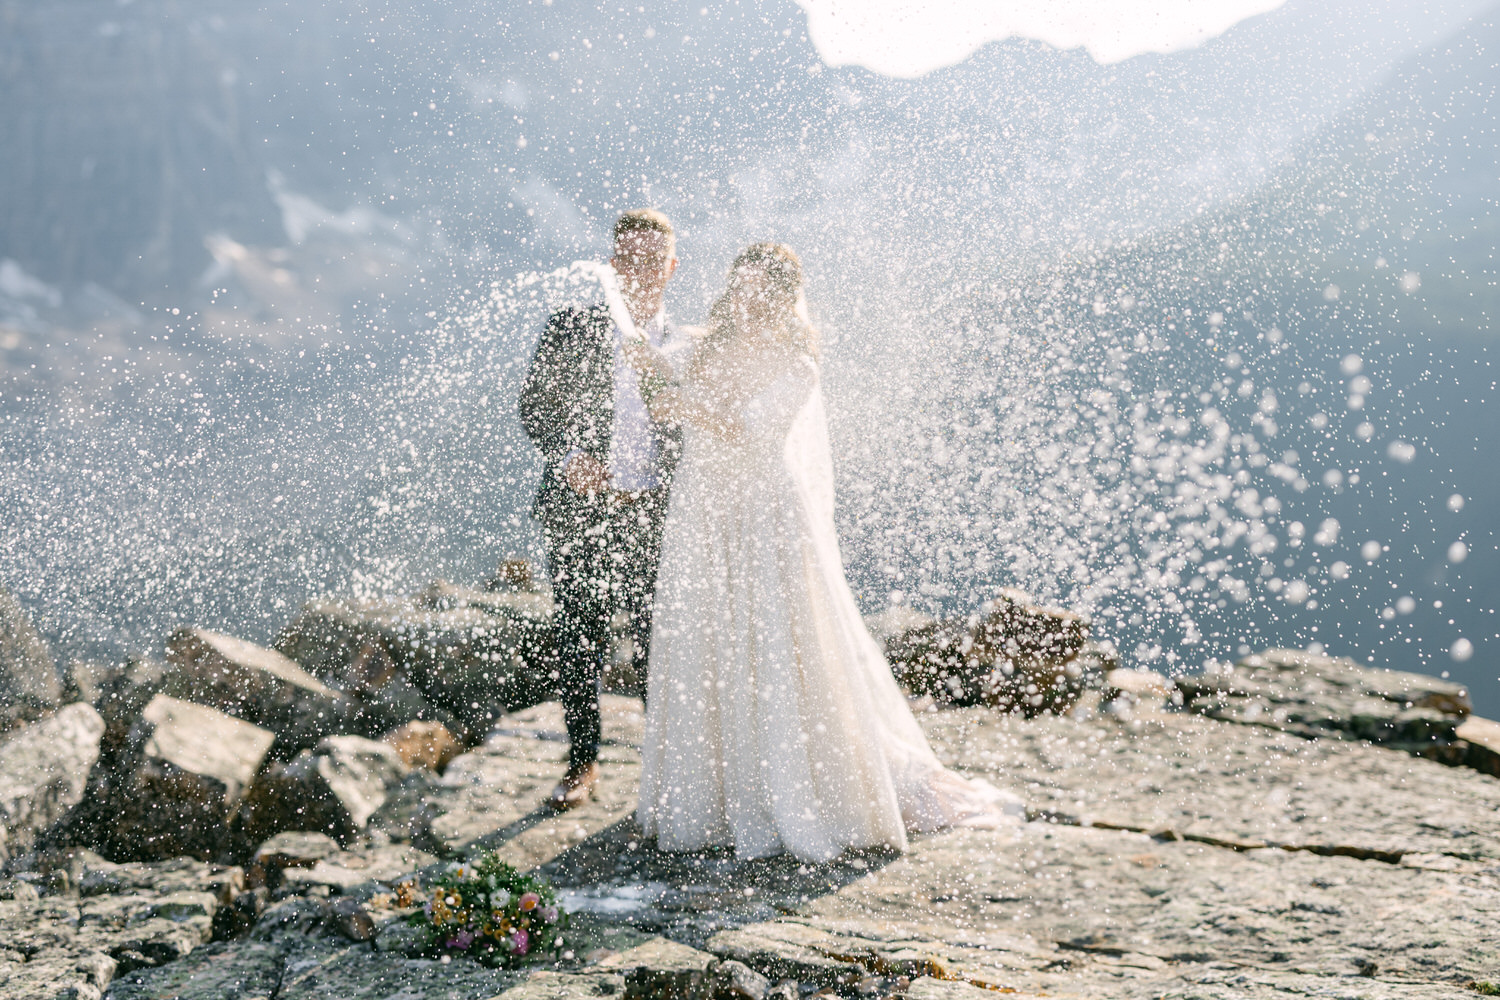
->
[797, 0, 1287, 76]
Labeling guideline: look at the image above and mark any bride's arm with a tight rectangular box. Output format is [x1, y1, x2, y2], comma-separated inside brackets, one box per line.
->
[662, 356, 815, 443]
[646, 385, 745, 440]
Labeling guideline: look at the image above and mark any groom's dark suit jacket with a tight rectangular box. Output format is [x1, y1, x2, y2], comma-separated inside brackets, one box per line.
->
[518, 303, 683, 534]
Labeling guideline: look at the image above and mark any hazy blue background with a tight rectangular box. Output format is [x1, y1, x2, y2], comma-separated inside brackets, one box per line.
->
[2, 1, 1495, 709]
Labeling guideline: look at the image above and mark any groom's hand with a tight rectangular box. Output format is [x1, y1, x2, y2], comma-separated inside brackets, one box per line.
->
[564, 452, 610, 494]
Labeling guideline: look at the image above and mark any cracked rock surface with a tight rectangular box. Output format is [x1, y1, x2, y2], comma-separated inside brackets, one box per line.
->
[3, 679, 1498, 999]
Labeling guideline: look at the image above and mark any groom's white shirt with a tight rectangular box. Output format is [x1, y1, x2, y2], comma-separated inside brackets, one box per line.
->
[562, 306, 687, 492]
[608, 308, 666, 491]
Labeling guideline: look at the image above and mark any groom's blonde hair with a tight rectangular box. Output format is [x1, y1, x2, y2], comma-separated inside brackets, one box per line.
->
[613, 208, 675, 255]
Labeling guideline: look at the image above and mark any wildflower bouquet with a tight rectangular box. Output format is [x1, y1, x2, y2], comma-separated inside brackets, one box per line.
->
[398, 853, 567, 966]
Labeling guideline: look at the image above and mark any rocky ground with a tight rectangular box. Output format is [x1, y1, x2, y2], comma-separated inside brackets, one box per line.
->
[2, 690, 1498, 998]
[4, 581, 1500, 998]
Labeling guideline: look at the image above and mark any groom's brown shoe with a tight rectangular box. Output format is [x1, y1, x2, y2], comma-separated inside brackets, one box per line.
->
[547, 762, 600, 811]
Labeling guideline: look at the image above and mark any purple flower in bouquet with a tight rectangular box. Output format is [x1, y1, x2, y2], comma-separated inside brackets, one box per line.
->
[512, 928, 530, 955]
[540, 906, 559, 924]
[447, 928, 477, 950]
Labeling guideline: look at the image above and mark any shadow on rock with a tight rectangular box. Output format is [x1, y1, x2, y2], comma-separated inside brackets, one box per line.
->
[536, 818, 899, 947]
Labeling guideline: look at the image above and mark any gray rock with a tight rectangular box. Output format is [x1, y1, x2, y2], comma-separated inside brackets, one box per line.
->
[325, 896, 376, 941]
[599, 938, 718, 1000]
[247, 896, 333, 942]
[71, 695, 274, 862]
[1178, 648, 1472, 750]
[63, 660, 118, 709]
[278, 842, 436, 894]
[703, 925, 859, 986]
[235, 736, 408, 848]
[78, 890, 217, 972]
[371, 917, 427, 955]
[0, 586, 60, 734]
[75, 855, 245, 906]
[496, 971, 628, 1000]
[0, 702, 104, 864]
[91, 659, 168, 748]
[1457, 715, 1500, 777]
[275, 588, 555, 733]
[102, 938, 283, 999]
[247, 832, 342, 889]
[384, 719, 464, 772]
[164, 628, 352, 757]
[883, 589, 1096, 715]
[711, 960, 770, 1000]
[274, 944, 526, 998]
[0, 945, 114, 999]
[903, 979, 997, 1000]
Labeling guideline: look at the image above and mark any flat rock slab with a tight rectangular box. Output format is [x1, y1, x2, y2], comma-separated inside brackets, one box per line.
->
[0, 702, 104, 864]
[25, 652, 1500, 1000]
[375, 697, 645, 866]
[496, 971, 627, 1000]
[920, 705, 1500, 862]
[1178, 649, 1472, 749]
[103, 939, 284, 999]
[0, 882, 215, 995]
[777, 823, 1500, 995]
[279, 842, 438, 894]
[274, 945, 525, 999]
[597, 937, 716, 1000]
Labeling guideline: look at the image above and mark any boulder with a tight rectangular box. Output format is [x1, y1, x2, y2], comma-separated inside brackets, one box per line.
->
[0, 585, 61, 733]
[884, 590, 1096, 715]
[383, 719, 462, 772]
[71, 694, 274, 862]
[0, 702, 104, 864]
[164, 628, 352, 756]
[275, 586, 555, 733]
[1178, 648, 1472, 750]
[233, 735, 408, 848]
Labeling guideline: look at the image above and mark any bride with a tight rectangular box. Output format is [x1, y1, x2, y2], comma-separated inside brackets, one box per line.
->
[625, 243, 1022, 863]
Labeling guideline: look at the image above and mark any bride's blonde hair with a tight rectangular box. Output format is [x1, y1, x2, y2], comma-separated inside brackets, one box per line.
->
[703, 243, 818, 359]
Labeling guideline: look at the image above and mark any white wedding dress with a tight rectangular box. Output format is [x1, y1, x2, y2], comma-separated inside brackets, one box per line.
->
[636, 339, 1023, 863]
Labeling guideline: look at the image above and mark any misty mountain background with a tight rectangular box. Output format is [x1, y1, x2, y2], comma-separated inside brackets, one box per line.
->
[2, 1, 1496, 709]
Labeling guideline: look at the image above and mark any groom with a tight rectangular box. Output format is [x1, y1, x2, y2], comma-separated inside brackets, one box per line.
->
[519, 208, 684, 810]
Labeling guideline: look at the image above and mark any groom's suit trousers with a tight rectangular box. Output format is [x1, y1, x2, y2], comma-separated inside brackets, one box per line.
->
[544, 488, 668, 770]
[520, 303, 680, 772]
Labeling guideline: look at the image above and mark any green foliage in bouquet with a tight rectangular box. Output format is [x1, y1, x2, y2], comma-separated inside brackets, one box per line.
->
[399, 852, 568, 966]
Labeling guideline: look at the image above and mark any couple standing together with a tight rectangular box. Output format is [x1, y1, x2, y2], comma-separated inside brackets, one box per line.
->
[519, 209, 1020, 863]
